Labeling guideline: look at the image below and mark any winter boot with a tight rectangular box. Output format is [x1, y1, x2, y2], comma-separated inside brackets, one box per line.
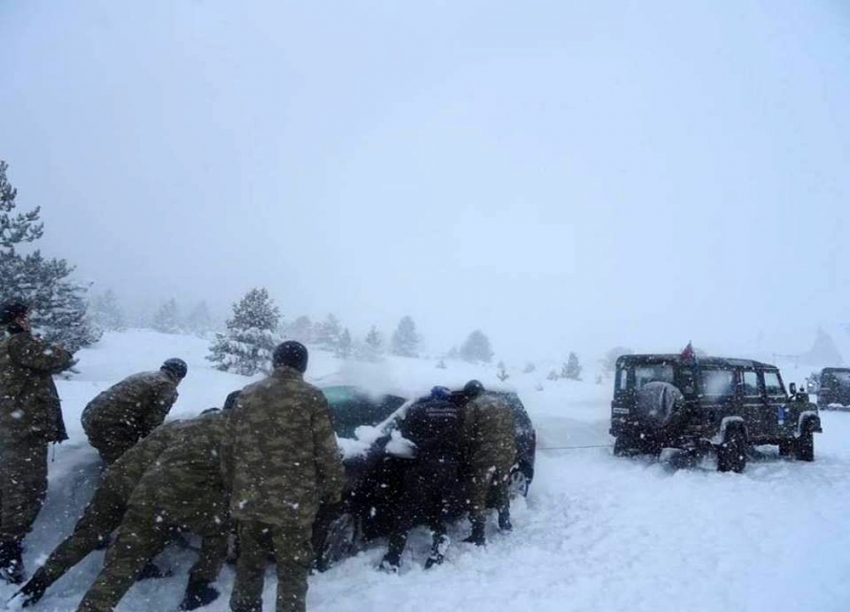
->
[0, 540, 25, 585]
[424, 534, 450, 569]
[462, 520, 486, 547]
[138, 561, 171, 580]
[498, 508, 513, 532]
[378, 552, 400, 574]
[179, 578, 220, 611]
[10, 571, 48, 608]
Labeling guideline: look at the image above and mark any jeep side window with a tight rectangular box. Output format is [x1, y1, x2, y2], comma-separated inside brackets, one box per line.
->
[762, 371, 785, 398]
[700, 368, 735, 397]
[741, 370, 760, 397]
[616, 367, 628, 392]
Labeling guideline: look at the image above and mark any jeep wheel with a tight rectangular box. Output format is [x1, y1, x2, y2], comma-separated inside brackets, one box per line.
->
[778, 440, 795, 458]
[717, 430, 747, 473]
[795, 422, 815, 462]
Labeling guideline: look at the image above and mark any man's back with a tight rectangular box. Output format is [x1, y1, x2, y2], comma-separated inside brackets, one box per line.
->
[224, 366, 343, 526]
[82, 371, 177, 431]
[464, 393, 516, 466]
[401, 398, 462, 461]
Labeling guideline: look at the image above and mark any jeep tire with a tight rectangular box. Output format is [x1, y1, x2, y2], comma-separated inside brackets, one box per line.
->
[795, 421, 815, 462]
[717, 429, 747, 473]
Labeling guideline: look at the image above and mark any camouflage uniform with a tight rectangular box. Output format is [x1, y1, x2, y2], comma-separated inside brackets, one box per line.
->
[0, 331, 71, 550]
[76, 411, 230, 612]
[24, 419, 188, 594]
[81, 369, 180, 463]
[462, 393, 516, 530]
[223, 366, 344, 612]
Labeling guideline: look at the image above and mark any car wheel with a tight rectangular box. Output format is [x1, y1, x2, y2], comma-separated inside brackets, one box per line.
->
[317, 513, 358, 571]
[795, 422, 815, 462]
[507, 468, 530, 499]
[717, 429, 747, 473]
[778, 440, 795, 457]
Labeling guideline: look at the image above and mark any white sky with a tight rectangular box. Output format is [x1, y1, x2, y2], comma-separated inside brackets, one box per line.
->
[1, 0, 848, 362]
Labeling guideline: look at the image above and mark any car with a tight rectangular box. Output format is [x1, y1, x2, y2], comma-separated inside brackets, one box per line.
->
[609, 352, 822, 472]
[313, 385, 536, 570]
[816, 367, 850, 410]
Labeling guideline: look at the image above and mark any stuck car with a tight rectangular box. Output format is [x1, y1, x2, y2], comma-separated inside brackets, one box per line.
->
[610, 351, 822, 472]
[314, 386, 536, 570]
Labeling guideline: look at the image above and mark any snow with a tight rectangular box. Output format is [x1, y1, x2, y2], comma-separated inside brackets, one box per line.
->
[3, 330, 850, 611]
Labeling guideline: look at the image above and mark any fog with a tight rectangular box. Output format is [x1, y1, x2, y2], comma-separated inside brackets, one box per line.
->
[1, 0, 848, 362]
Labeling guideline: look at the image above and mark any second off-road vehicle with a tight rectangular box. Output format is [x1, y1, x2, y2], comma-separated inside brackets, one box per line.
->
[816, 367, 850, 410]
[610, 351, 822, 472]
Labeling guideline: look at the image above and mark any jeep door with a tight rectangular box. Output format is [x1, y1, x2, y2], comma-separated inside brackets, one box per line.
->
[698, 367, 737, 430]
[739, 368, 769, 439]
[760, 369, 788, 440]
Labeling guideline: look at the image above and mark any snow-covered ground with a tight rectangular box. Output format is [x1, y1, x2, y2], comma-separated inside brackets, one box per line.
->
[3, 330, 849, 611]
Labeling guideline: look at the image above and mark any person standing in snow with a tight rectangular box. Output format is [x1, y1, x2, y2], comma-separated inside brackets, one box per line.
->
[12, 394, 240, 609]
[379, 386, 463, 572]
[459, 380, 516, 546]
[80, 357, 187, 463]
[222, 340, 343, 612]
[72, 408, 232, 612]
[0, 300, 72, 584]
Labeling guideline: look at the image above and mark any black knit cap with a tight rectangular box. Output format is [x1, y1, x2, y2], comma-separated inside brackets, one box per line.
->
[0, 301, 29, 327]
[273, 341, 308, 373]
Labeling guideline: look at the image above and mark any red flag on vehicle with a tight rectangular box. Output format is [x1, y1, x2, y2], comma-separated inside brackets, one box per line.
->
[681, 341, 695, 362]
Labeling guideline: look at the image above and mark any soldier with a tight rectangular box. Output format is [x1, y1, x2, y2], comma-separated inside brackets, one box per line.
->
[223, 341, 344, 612]
[0, 300, 72, 584]
[379, 386, 462, 572]
[11, 414, 206, 607]
[81, 357, 187, 463]
[73, 408, 231, 612]
[459, 380, 516, 546]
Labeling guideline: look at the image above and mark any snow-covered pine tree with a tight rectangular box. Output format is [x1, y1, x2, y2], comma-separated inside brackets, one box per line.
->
[0, 161, 99, 352]
[90, 289, 125, 331]
[391, 316, 420, 357]
[496, 361, 510, 381]
[337, 328, 353, 359]
[185, 300, 213, 335]
[287, 316, 314, 344]
[152, 298, 182, 334]
[562, 352, 582, 381]
[365, 325, 382, 352]
[315, 314, 342, 351]
[460, 329, 494, 363]
[207, 287, 281, 376]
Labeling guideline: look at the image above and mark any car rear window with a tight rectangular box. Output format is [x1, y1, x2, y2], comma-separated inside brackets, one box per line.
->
[633, 365, 675, 390]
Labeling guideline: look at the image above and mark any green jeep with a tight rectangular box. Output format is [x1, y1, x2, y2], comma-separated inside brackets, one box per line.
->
[610, 353, 822, 472]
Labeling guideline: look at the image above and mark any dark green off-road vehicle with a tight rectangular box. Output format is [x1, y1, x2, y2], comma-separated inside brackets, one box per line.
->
[610, 353, 822, 472]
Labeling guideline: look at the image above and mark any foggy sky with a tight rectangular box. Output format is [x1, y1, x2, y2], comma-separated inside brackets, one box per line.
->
[1, 0, 849, 363]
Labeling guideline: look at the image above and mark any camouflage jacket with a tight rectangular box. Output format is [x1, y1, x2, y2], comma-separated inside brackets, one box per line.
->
[222, 366, 344, 526]
[129, 410, 229, 532]
[462, 393, 517, 469]
[0, 331, 72, 443]
[99, 418, 189, 502]
[81, 370, 179, 440]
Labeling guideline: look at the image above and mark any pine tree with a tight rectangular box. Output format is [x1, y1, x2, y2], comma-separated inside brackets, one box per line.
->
[365, 325, 382, 351]
[523, 362, 536, 374]
[391, 316, 420, 357]
[496, 361, 510, 381]
[152, 298, 182, 334]
[287, 316, 314, 344]
[90, 289, 125, 331]
[186, 300, 213, 335]
[0, 161, 99, 352]
[207, 287, 281, 376]
[562, 352, 582, 381]
[460, 329, 494, 363]
[337, 328, 353, 359]
[315, 314, 342, 351]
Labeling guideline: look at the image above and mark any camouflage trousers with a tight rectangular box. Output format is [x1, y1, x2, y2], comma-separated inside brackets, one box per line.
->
[84, 424, 139, 464]
[0, 436, 48, 545]
[29, 484, 126, 589]
[231, 520, 313, 612]
[75, 505, 228, 612]
[467, 459, 513, 524]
